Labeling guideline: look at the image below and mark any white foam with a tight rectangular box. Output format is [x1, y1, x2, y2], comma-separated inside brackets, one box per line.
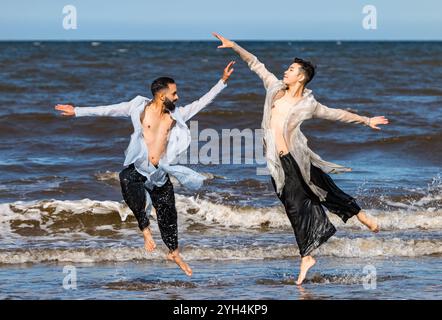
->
[386, 173, 442, 211]
[94, 171, 119, 182]
[1, 198, 441, 240]
[0, 237, 440, 264]
[175, 194, 290, 229]
[175, 195, 442, 231]
[0, 200, 133, 242]
[316, 237, 442, 258]
[94, 171, 218, 186]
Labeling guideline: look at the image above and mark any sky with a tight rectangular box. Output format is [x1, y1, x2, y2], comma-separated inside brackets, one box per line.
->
[0, 0, 441, 40]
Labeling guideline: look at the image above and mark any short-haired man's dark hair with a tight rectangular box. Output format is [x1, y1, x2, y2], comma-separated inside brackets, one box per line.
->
[293, 57, 316, 85]
[151, 77, 175, 97]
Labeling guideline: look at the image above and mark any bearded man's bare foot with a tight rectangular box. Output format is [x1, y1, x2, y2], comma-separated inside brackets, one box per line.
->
[357, 211, 380, 233]
[167, 250, 193, 277]
[142, 227, 157, 252]
[296, 256, 316, 285]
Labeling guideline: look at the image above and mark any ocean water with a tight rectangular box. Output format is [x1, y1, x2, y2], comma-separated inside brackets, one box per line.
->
[0, 41, 441, 299]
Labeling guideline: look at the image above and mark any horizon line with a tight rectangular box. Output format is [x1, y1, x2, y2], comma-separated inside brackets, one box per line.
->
[1, 39, 441, 42]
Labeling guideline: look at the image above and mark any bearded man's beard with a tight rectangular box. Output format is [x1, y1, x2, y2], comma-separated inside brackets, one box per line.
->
[163, 98, 176, 112]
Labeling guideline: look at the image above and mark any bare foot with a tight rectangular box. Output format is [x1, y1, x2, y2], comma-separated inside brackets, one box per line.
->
[142, 227, 157, 252]
[167, 250, 193, 277]
[357, 211, 380, 233]
[296, 256, 316, 285]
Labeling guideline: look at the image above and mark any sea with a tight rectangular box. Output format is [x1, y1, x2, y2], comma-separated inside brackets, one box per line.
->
[0, 41, 440, 299]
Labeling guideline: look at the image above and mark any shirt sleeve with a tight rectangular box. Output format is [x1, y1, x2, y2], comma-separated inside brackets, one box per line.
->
[313, 102, 370, 126]
[74, 95, 143, 117]
[178, 79, 227, 122]
[232, 42, 279, 90]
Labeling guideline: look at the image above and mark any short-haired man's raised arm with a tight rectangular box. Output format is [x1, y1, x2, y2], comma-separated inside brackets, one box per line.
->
[212, 32, 278, 90]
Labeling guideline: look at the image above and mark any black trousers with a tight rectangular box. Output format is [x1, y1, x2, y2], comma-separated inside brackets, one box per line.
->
[271, 153, 361, 257]
[119, 164, 178, 252]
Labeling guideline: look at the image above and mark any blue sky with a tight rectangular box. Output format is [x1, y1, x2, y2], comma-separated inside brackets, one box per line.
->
[1, 0, 441, 40]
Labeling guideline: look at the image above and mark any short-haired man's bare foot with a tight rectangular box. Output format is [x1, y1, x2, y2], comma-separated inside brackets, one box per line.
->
[356, 211, 380, 233]
[167, 250, 193, 277]
[296, 255, 316, 285]
[142, 227, 157, 252]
